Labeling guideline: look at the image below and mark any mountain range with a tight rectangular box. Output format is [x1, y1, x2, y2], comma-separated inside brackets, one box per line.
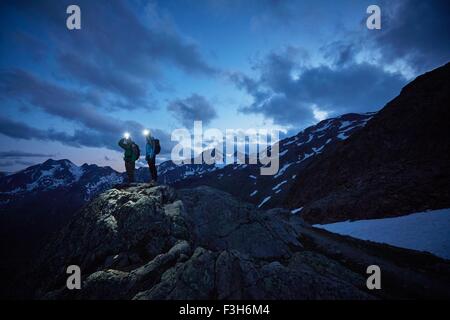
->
[0, 113, 371, 298]
[1, 62, 449, 299]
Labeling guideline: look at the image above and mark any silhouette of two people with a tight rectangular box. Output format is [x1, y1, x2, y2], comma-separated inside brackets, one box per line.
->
[118, 131, 158, 184]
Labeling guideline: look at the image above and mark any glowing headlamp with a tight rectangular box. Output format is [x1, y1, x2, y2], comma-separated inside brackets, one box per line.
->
[124, 132, 131, 139]
[143, 129, 150, 136]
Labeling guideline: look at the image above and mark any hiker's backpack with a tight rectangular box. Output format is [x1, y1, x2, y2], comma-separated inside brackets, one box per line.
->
[154, 139, 161, 155]
[132, 143, 140, 159]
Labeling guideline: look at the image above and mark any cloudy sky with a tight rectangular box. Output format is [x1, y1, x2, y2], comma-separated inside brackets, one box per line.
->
[0, 0, 449, 172]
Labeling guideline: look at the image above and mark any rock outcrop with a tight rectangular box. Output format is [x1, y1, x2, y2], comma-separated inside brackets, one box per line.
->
[33, 184, 450, 300]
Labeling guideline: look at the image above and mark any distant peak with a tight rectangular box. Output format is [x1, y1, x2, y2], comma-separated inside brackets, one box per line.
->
[43, 158, 74, 166]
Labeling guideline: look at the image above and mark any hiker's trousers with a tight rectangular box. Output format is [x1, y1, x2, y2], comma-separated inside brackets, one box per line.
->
[147, 157, 157, 182]
[125, 160, 135, 183]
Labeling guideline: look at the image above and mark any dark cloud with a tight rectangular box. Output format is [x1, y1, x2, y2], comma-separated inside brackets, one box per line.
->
[0, 116, 116, 149]
[0, 151, 55, 158]
[0, 1, 217, 163]
[0, 69, 150, 136]
[57, 53, 151, 111]
[1, 0, 217, 111]
[15, 160, 36, 166]
[0, 116, 174, 158]
[232, 48, 407, 127]
[264, 0, 450, 127]
[0, 68, 176, 153]
[0, 115, 48, 140]
[371, 0, 450, 73]
[292, 64, 406, 113]
[0, 161, 15, 168]
[0, 158, 36, 168]
[322, 41, 360, 67]
[167, 94, 217, 128]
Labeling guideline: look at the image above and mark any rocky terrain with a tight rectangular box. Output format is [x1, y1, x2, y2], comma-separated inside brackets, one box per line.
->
[3, 63, 450, 299]
[32, 184, 450, 300]
[0, 112, 373, 298]
[285, 62, 450, 224]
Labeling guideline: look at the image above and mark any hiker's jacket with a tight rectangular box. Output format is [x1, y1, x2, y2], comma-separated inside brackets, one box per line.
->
[118, 138, 138, 162]
[145, 137, 156, 160]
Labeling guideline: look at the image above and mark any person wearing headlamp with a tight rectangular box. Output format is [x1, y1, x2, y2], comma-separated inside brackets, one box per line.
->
[118, 132, 140, 183]
[143, 129, 159, 183]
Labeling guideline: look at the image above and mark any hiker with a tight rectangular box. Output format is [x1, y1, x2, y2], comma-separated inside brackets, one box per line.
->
[118, 133, 140, 183]
[143, 129, 160, 183]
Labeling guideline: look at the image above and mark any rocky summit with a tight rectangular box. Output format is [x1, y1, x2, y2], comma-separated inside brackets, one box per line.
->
[32, 184, 450, 300]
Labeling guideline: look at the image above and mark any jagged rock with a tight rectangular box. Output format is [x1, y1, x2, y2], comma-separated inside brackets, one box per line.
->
[34, 184, 183, 294]
[33, 184, 450, 300]
[134, 247, 217, 300]
[44, 240, 192, 300]
[179, 186, 302, 259]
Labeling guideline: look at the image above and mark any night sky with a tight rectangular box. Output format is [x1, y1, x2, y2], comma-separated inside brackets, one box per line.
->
[0, 0, 449, 171]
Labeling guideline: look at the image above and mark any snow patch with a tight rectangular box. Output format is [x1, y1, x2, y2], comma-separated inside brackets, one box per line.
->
[314, 208, 450, 260]
[313, 121, 332, 133]
[284, 138, 297, 146]
[298, 134, 313, 146]
[85, 173, 123, 199]
[300, 153, 314, 162]
[274, 162, 293, 179]
[337, 133, 348, 140]
[69, 163, 84, 181]
[272, 180, 287, 191]
[338, 120, 353, 129]
[312, 145, 325, 153]
[258, 196, 271, 208]
[279, 149, 288, 157]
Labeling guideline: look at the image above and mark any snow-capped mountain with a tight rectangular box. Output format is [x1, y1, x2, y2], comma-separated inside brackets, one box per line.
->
[0, 159, 124, 204]
[173, 112, 375, 209]
[0, 112, 373, 209]
[134, 156, 222, 185]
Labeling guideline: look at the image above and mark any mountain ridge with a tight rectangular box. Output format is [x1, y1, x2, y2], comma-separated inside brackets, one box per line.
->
[172, 112, 374, 208]
[285, 62, 450, 224]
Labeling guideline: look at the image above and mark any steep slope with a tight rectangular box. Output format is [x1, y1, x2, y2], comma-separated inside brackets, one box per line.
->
[174, 113, 374, 209]
[31, 184, 450, 300]
[285, 62, 450, 224]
